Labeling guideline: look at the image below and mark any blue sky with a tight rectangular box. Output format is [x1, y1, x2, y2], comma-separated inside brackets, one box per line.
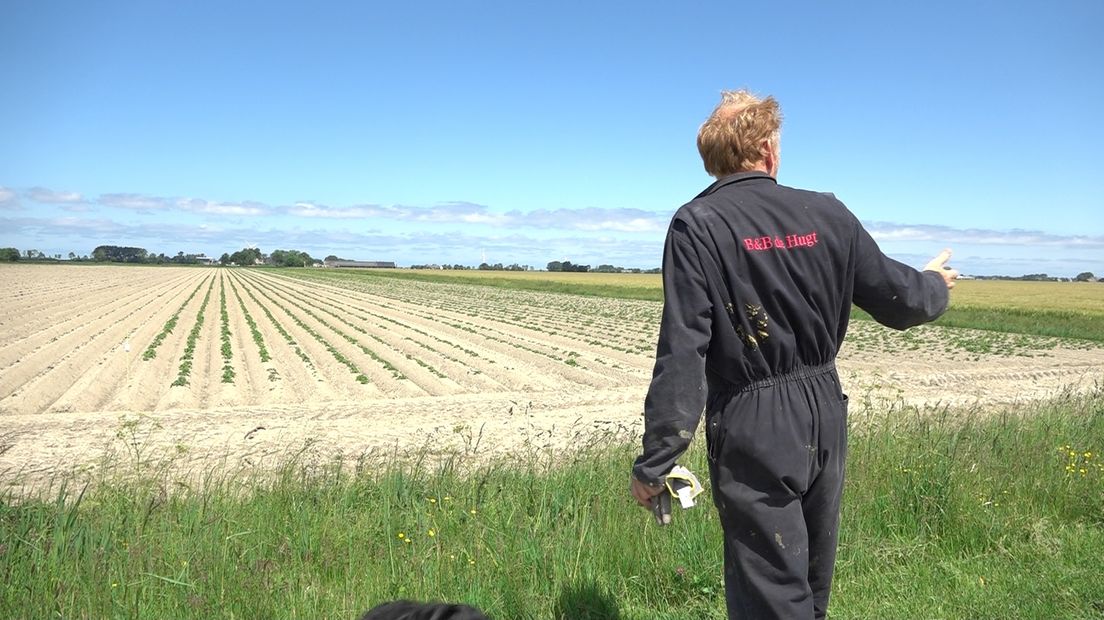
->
[1, 1, 1101, 275]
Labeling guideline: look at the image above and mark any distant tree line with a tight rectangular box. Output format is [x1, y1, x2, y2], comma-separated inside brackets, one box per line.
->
[0, 245, 1095, 281]
[220, 247, 264, 266]
[410, 263, 532, 271]
[547, 260, 661, 274]
[0, 245, 320, 267]
[410, 264, 475, 270]
[972, 272, 1097, 283]
[85, 246, 217, 264]
[547, 260, 590, 272]
[0, 248, 81, 262]
[218, 247, 316, 267]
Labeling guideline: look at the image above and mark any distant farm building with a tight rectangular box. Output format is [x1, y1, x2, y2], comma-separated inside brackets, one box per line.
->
[193, 254, 216, 265]
[324, 260, 397, 269]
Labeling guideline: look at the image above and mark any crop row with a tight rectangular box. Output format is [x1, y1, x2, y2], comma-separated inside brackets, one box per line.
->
[236, 273, 371, 384]
[240, 271, 434, 382]
[143, 276, 209, 360]
[416, 292, 654, 347]
[218, 275, 235, 384]
[226, 276, 270, 363]
[274, 271, 657, 354]
[231, 272, 315, 372]
[276, 282, 490, 370]
[171, 277, 215, 387]
[5, 269, 186, 322]
[1, 271, 190, 374]
[246, 274, 467, 381]
[252, 271, 630, 382]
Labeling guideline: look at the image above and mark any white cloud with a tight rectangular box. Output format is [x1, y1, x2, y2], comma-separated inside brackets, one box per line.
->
[866, 221, 1104, 249]
[0, 215, 665, 267]
[515, 207, 668, 233]
[176, 198, 268, 216]
[98, 193, 269, 216]
[27, 187, 86, 204]
[290, 202, 383, 218]
[0, 186, 20, 209]
[4, 213, 1100, 275]
[98, 193, 172, 211]
[290, 200, 506, 224]
[289, 200, 667, 232]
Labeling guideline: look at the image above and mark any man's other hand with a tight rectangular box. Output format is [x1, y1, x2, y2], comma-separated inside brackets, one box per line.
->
[630, 475, 666, 508]
[924, 248, 960, 289]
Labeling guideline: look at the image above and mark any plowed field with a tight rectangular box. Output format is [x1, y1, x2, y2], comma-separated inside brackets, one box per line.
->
[2, 264, 1102, 487]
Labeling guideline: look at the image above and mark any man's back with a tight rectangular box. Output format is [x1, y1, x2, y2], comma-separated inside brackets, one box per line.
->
[669, 171, 948, 387]
[631, 89, 957, 620]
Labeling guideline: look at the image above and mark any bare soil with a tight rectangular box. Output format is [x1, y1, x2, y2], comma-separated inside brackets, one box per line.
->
[2, 264, 1102, 492]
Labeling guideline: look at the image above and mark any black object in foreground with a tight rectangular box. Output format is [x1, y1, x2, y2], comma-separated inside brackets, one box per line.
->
[359, 601, 489, 620]
[652, 490, 673, 526]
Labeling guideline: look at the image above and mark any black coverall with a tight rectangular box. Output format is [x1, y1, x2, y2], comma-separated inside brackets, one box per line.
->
[633, 171, 949, 619]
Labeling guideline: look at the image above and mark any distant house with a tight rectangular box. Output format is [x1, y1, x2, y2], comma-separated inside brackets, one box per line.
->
[324, 260, 397, 269]
[193, 254, 216, 265]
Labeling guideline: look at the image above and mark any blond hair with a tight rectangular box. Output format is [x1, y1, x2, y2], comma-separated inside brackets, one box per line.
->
[697, 90, 782, 177]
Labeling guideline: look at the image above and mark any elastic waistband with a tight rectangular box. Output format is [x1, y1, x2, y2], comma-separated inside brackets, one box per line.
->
[710, 361, 837, 394]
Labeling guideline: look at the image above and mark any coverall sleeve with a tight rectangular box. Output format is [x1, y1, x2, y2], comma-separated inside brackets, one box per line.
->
[851, 219, 949, 330]
[633, 219, 713, 485]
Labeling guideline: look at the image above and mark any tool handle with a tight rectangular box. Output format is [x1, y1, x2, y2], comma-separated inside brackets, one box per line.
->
[651, 490, 672, 526]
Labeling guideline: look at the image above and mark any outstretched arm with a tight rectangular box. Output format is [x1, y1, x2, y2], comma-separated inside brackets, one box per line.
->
[852, 220, 954, 330]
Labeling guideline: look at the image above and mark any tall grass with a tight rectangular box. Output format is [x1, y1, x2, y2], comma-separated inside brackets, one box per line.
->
[2, 391, 1102, 619]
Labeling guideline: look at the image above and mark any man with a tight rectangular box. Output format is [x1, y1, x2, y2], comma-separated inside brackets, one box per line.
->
[630, 90, 957, 619]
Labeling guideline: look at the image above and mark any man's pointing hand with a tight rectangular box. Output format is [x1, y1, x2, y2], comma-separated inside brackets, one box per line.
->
[924, 248, 959, 289]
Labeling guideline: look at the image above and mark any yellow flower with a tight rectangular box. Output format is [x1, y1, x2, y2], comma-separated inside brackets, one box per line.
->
[404, 538, 413, 544]
[397, 532, 406, 540]
[469, 559, 475, 565]
[428, 529, 436, 537]
[428, 498, 437, 504]
[470, 509, 477, 515]
[111, 583, 119, 589]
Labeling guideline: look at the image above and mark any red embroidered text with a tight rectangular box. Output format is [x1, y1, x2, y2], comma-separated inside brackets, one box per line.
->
[743, 231, 819, 252]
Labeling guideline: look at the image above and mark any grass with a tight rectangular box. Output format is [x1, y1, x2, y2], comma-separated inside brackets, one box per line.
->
[3, 390, 1102, 619]
[280, 270, 1104, 342]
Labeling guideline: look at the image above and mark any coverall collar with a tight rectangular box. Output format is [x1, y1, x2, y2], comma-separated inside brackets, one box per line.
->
[695, 171, 777, 199]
